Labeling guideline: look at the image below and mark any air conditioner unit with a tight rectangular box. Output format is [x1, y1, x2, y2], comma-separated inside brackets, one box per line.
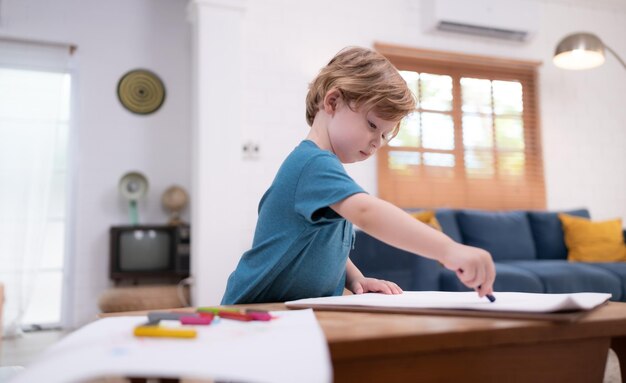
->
[422, 0, 540, 42]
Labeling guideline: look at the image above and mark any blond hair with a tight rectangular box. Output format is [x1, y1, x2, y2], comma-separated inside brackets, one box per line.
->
[305, 47, 416, 138]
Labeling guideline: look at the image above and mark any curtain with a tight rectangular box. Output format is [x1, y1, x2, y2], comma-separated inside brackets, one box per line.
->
[0, 38, 73, 337]
[0, 106, 58, 337]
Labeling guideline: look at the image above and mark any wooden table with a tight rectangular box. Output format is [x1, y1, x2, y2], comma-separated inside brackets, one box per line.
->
[104, 302, 626, 382]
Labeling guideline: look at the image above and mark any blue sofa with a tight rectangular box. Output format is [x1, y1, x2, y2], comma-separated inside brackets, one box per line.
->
[349, 208, 626, 301]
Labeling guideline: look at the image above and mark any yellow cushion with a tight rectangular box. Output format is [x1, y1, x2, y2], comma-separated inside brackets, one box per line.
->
[410, 210, 442, 231]
[559, 214, 626, 262]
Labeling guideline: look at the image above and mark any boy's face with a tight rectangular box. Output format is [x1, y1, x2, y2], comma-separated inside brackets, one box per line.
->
[328, 99, 397, 164]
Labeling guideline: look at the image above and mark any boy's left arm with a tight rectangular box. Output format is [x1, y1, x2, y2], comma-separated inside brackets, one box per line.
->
[345, 258, 403, 295]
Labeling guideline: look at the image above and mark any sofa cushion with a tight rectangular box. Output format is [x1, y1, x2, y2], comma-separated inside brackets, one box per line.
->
[434, 209, 463, 243]
[506, 260, 623, 300]
[527, 209, 590, 260]
[439, 263, 544, 293]
[456, 210, 536, 261]
[559, 214, 626, 262]
[410, 210, 442, 231]
[350, 230, 443, 291]
[587, 263, 626, 302]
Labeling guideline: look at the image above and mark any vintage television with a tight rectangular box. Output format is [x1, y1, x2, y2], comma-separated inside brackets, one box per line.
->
[109, 224, 190, 282]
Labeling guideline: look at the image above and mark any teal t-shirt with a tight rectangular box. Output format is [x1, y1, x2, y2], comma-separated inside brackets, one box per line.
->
[221, 140, 365, 304]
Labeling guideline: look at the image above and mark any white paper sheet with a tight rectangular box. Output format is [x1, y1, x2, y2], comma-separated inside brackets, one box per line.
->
[286, 291, 612, 313]
[10, 309, 331, 383]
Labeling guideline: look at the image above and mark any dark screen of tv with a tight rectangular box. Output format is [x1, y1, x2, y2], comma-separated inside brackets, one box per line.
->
[110, 225, 190, 282]
[119, 229, 170, 271]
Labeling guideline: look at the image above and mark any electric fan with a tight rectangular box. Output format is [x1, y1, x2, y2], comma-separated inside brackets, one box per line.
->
[118, 171, 148, 225]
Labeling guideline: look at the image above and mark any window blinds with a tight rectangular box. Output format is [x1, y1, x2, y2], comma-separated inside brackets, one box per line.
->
[375, 43, 545, 210]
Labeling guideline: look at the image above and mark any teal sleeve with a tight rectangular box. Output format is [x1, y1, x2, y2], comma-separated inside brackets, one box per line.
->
[294, 154, 365, 223]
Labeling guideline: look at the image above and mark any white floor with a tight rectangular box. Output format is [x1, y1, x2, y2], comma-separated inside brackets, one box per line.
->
[0, 330, 623, 382]
[0, 330, 66, 382]
[1, 330, 67, 367]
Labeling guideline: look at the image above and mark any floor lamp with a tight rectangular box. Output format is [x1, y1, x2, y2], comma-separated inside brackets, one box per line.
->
[553, 32, 626, 70]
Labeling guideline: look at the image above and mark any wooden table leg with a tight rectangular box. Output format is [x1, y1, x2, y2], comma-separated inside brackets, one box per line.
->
[611, 336, 626, 381]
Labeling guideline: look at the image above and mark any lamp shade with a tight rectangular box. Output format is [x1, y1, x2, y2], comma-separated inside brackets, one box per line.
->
[553, 33, 605, 70]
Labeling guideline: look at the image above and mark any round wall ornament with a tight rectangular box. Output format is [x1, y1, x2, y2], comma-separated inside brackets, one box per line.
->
[117, 69, 166, 115]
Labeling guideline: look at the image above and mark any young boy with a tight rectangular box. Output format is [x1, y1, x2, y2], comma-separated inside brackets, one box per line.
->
[222, 47, 495, 305]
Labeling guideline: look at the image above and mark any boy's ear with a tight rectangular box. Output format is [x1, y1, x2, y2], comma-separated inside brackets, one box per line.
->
[322, 89, 342, 115]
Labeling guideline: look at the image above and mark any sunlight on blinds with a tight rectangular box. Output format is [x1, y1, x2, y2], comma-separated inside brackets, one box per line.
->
[461, 77, 526, 180]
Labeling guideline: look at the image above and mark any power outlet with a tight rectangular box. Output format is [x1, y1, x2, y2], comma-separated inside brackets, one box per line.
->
[242, 141, 260, 160]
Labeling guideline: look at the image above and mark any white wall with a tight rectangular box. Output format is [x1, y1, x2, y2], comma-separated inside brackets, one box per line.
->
[192, 0, 626, 305]
[0, 0, 191, 327]
[538, 3, 626, 219]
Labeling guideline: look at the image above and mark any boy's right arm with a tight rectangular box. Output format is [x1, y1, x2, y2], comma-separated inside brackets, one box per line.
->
[331, 193, 495, 296]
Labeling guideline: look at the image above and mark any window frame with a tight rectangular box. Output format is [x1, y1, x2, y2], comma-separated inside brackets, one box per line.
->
[375, 43, 545, 210]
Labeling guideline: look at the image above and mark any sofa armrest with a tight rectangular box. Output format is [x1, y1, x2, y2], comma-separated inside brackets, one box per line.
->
[349, 230, 442, 291]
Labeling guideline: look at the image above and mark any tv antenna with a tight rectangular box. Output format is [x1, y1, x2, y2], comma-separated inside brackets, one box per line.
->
[118, 171, 148, 225]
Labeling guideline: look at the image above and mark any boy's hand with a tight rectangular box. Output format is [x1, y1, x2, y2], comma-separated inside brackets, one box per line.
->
[347, 277, 403, 295]
[440, 243, 496, 297]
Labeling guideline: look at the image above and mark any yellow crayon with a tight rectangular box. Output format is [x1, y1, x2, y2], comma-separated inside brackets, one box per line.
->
[134, 325, 197, 339]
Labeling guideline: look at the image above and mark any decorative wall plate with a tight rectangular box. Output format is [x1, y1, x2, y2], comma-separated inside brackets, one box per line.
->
[117, 69, 166, 115]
